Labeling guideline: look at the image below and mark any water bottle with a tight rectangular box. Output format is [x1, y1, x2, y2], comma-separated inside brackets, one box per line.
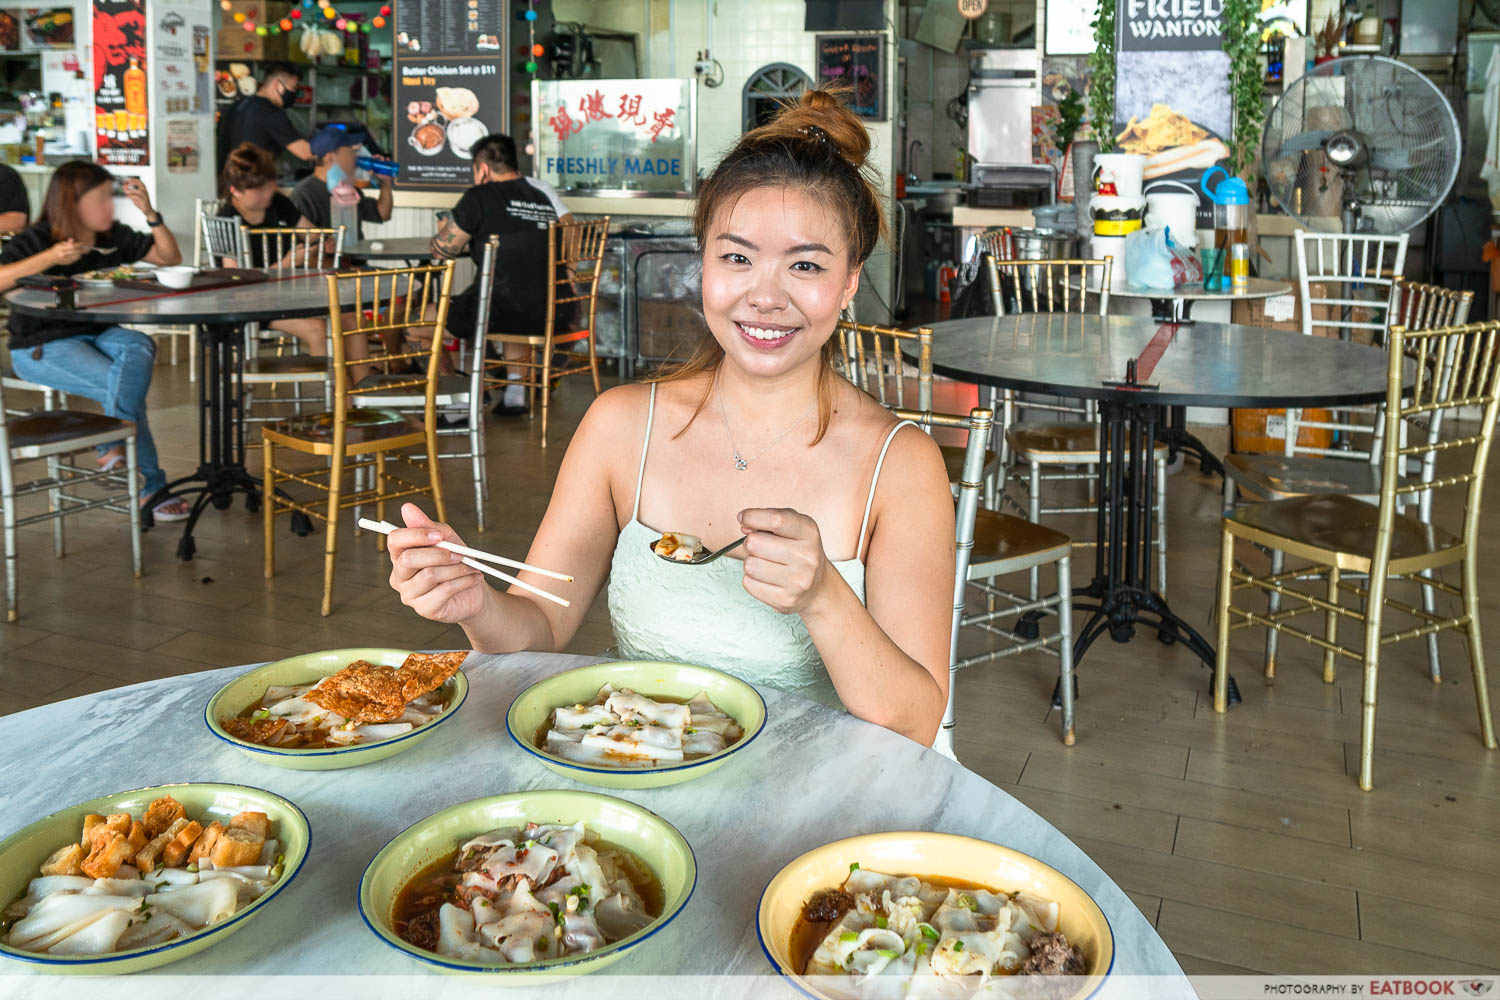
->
[330, 181, 360, 250]
[356, 155, 399, 178]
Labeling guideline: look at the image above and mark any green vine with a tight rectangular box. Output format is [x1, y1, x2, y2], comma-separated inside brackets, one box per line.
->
[1086, 0, 1116, 152]
[1221, 0, 1266, 178]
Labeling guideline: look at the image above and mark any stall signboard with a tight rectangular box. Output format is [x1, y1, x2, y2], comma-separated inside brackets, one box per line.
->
[531, 79, 695, 197]
[1113, 0, 1231, 220]
[815, 34, 886, 121]
[392, 0, 505, 190]
[94, 0, 148, 166]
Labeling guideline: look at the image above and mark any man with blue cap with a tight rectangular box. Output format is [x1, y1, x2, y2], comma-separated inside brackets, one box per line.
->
[289, 124, 393, 241]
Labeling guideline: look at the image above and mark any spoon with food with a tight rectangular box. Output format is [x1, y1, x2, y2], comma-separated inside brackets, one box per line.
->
[650, 531, 747, 566]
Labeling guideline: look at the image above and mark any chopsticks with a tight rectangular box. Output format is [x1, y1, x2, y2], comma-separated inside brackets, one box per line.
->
[357, 518, 572, 608]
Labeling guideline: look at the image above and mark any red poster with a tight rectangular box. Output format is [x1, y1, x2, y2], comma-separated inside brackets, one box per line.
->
[93, 0, 148, 166]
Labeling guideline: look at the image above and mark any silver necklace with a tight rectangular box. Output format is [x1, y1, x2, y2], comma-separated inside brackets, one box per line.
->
[716, 386, 816, 471]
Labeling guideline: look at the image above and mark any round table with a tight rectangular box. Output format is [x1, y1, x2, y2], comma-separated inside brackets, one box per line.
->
[0, 652, 1188, 987]
[344, 236, 436, 264]
[6, 275, 357, 561]
[923, 313, 1394, 692]
[1101, 278, 1295, 475]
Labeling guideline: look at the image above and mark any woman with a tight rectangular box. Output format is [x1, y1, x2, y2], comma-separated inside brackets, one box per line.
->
[0, 162, 188, 520]
[385, 92, 954, 745]
[217, 142, 372, 381]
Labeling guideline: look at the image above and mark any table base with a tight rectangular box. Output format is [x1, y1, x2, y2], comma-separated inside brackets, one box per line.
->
[1066, 396, 1241, 706]
[1160, 405, 1226, 478]
[143, 324, 310, 558]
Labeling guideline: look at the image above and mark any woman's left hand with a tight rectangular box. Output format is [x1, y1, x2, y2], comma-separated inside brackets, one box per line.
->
[121, 177, 153, 216]
[739, 507, 833, 616]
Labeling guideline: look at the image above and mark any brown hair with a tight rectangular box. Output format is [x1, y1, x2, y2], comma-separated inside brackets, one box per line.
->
[40, 161, 114, 245]
[220, 142, 278, 197]
[656, 89, 887, 442]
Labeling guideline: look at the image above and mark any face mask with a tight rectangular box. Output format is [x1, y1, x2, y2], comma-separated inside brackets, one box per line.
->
[325, 163, 347, 191]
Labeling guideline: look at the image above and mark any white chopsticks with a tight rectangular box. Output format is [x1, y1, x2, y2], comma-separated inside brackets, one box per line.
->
[357, 518, 572, 608]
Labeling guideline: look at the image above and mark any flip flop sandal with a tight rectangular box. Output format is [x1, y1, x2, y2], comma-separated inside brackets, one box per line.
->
[98, 454, 127, 473]
[148, 497, 192, 522]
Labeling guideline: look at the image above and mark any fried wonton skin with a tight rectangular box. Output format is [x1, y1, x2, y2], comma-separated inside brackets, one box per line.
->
[398, 650, 467, 702]
[219, 716, 290, 745]
[304, 660, 408, 724]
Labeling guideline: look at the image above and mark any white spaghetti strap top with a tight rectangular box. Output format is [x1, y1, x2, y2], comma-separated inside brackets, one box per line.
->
[607, 383, 914, 708]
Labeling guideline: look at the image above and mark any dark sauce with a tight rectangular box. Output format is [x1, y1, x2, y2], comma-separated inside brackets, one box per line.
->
[233, 682, 453, 750]
[392, 840, 665, 954]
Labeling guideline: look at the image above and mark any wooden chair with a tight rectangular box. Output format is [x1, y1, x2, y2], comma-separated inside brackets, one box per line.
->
[485, 217, 609, 444]
[1224, 280, 1470, 682]
[355, 236, 499, 531]
[993, 260, 1168, 599]
[0, 379, 142, 622]
[261, 261, 456, 616]
[1213, 320, 1500, 790]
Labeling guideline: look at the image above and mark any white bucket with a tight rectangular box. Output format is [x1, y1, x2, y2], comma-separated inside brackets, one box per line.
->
[1089, 234, 1130, 291]
[1092, 153, 1146, 200]
[1144, 181, 1201, 249]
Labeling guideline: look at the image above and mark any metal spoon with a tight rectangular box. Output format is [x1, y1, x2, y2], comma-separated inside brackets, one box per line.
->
[650, 535, 747, 566]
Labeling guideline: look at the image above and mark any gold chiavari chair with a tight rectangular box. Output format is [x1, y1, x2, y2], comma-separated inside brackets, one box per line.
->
[834, 319, 932, 410]
[354, 236, 499, 531]
[238, 225, 345, 420]
[1224, 280, 1473, 683]
[1213, 320, 1500, 790]
[485, 217, 609, 444]
[261, 261, 455, 616]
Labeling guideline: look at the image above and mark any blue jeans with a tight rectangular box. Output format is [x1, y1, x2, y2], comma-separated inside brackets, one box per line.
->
[10, 326, 167, 496]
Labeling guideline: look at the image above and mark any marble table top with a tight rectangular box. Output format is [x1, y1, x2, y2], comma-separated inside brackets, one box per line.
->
[0, 651, 1188, 989]
[925, 313, 1395, 408]
[6, 274, 364, 326]
[345, 236, 438, 262]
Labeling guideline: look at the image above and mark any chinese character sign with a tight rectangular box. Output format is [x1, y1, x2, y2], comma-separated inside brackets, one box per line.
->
[532, 79, 694, 195]
[94, 0, 148, 166]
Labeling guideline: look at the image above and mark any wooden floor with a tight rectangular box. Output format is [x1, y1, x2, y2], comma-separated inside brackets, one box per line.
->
[0, 353, 1496, 976]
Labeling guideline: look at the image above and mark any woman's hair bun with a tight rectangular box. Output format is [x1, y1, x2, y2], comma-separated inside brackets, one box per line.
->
[759, 88, 870, 170]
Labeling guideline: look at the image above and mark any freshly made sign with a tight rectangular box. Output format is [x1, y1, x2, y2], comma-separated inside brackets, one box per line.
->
[532, 79, 695, 197]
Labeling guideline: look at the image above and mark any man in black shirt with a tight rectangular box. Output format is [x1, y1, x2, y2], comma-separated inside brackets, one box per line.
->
[0, 163, 28, 232]
[289, 125, 393, 241]
[217, 63, 312, 169]
[426, 134, 557, 413]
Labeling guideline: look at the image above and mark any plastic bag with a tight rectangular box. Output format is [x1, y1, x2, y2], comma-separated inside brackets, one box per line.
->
[1124, 226, 1202, 290]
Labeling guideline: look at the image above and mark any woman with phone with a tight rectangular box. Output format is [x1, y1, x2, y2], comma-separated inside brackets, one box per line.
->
[0, 162, 188, 520]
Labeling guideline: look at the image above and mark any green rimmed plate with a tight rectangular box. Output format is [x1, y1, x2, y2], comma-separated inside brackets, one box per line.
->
[505, 659, 766, 789]
[204, 647, 468, 771]
[359, 789, 695, 977]
[0, 782, 309, 974]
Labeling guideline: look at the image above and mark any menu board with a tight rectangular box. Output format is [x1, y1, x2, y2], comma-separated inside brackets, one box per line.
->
[1113, 0, 1231, 218]
[392, 0, 504, 189]
[93, 0, 148, 166]
[531, 79, 695, 197]
[814, 34, 885, 121]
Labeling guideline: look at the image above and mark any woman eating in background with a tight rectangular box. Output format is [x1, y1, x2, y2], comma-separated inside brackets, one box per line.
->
[216, 142, 374, 384]
[0, 162, 189, 521]
[382, 92, 954, 746]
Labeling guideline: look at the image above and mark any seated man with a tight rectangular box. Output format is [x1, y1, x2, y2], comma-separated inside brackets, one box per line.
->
[0, 162, 28, 233]
[289, 125, 393, 241]
[420, 134, 558, 415]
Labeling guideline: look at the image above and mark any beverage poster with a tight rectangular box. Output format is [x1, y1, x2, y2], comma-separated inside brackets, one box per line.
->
[392, 0, 505, 190]
[1113, 0, 1232, 216]
[93, 0, 148, 166]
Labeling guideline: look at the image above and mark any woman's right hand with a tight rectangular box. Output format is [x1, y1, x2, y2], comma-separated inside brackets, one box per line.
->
[387, 502, 488, 624]
[49, 240, 84, 267]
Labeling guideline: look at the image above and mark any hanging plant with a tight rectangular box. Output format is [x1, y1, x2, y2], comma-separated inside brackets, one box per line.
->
[1221, 0, 1266, 178]
[1086, 0, 1116, 152]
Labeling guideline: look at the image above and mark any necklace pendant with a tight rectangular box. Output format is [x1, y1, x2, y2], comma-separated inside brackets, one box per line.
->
[733, 454, 748, 471]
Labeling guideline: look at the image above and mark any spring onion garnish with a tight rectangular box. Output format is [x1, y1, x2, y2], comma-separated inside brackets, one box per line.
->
[952, 940, 964, 953]
[839, 931, 858, 942]
[251, 708, 270, 720]
[919, 923, 939, 941]
[874, 914, 887, 929]
[186, 864, 198, 873]
[876, 949, 899, 960]
[849, 862, 860, 872]
[916, 941, 928, 956]
[958, 894, 977, 910]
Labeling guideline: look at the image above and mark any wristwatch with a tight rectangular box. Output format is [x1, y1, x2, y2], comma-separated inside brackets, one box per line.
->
[147, 214, 164, 227]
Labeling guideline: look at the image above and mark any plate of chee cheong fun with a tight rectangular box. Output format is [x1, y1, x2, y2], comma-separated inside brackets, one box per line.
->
[205, 648, 469, 769]
[0, 783, 308, 973]
[506, 659, 766, 790]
